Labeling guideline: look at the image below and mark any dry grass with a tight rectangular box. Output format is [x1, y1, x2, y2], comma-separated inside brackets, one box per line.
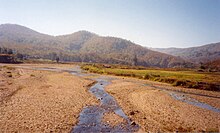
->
[81, 64, 220, 91]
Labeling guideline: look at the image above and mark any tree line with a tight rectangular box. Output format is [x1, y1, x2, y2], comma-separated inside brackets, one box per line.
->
[0, 47, 138, 65]
[0, 47, 25, 60]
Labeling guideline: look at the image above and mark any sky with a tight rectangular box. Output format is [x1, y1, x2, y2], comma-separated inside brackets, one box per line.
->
[0, 0, 219, 48]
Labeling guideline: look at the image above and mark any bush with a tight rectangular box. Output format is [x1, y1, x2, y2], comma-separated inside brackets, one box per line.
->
[143, 74, 150, 79]
[172, 80, 187, 86]
[142, 73, 160, 79]
[131, 73, 136, 77]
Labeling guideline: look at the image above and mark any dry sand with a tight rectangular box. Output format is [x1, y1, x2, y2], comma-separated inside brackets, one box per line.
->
[0, 64, 98, 132]
[1, 63, 220, 132]
[102, 112, 126, 127]
[106, 79, 220, 132]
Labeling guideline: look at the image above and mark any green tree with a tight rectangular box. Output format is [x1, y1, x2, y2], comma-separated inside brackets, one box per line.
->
[7, 49, 13, 54]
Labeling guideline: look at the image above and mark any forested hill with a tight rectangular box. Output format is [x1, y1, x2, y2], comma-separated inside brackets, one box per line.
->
[0, 24, 193, 68]
[152, 42, 220, 64]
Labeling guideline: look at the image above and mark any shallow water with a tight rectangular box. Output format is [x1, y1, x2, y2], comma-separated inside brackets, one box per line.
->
[14, 65, 219, 132]
[19, 66, 140, 132]
[72, 77, 139, 133]
[142, 82, 220, 113]
[18, 65, 220, 113]
[169, 92, 220, 113]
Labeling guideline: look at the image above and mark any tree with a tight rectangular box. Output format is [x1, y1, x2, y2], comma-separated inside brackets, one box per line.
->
[200, 65, 206, 69]
[7, 49, 13, 54]
[132, 55, 138, 66]
[49, 52, 57, 61]
[56, 57, 60, 63]
[16, 53, 24, 60]
[2, 48, 8, 54]
[199, 62, 206, 69]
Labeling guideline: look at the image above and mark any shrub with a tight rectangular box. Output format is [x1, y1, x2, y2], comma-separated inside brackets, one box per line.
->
[153, 77, 160, 81]
[143, 74, 150, 79]
[131, 73, 136, 77]
[172, 80, 187, 86]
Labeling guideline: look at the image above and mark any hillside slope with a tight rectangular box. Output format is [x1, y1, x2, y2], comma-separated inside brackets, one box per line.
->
[0, 24, 193, 68]
[152, 43, 220, 64]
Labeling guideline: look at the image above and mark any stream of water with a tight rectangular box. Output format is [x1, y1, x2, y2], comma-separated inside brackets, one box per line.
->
[72, 77, 139, 132]
[126, 80, 220, 113]
[14, 65, 220, 132]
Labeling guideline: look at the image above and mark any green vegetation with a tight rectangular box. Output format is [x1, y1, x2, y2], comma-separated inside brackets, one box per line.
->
[0, 47, 25, 63]
[81, 64, 220, 91]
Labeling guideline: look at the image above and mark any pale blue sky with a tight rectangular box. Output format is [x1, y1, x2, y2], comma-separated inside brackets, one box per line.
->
[0, 0, 219, 48]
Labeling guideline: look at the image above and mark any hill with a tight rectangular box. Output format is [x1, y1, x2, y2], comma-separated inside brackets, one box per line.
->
[152, 43, 220, 64]
[0, 24, 193, 68]
[204, 58, 220, 71]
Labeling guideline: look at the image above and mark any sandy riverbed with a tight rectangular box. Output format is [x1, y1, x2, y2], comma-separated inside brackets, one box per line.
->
[0, 64, 98, 132]
[1, 63, 220, 132]
[106, 78, 220, 132]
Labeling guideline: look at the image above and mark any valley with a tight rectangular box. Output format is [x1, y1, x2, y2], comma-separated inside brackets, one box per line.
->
[0, 63, 219, 132]
[1, 0, 219, 132]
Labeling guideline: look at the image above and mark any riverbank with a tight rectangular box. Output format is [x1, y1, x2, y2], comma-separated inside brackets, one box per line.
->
[106, 77, 220, 132]
[82, 64, 220, 91]
[1, 63, 219, 132]
[0, 64, 98, 132]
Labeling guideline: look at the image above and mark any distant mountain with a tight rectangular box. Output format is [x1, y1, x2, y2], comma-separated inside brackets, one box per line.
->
[152, 43, 220, 64]
[0, 24, 193, 68]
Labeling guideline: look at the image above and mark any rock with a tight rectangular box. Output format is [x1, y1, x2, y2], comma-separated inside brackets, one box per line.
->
[130, 111, 135, 115]
[131, 121, 136, 126]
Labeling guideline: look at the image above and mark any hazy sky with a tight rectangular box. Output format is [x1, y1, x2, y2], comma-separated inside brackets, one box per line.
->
[0, 0, 219, 48]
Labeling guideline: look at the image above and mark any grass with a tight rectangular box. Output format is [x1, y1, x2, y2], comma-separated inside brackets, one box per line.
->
[81, 63, 220, 91]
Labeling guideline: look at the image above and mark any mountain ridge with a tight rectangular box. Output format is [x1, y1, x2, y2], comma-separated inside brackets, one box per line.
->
[0, 24, 194, 68]
[152, 42, 220, 64]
